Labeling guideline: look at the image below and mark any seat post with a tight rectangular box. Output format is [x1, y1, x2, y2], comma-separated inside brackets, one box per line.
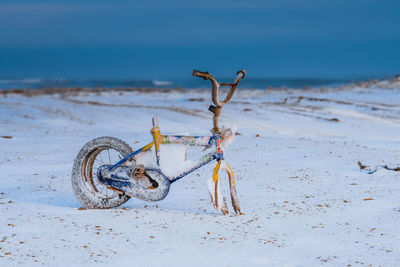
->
[151, 117, 162, 166]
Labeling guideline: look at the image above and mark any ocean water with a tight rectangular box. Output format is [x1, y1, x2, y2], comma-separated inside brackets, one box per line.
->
[1, 45, 394, 91]
[0, 77, 352, 90]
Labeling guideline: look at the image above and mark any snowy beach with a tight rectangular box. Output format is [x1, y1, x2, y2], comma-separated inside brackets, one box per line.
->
[0, 81, 399, 266]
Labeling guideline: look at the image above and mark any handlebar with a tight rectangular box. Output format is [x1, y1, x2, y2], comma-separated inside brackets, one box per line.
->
[192, 69, 246, 132]
[192, 69, 246, 107]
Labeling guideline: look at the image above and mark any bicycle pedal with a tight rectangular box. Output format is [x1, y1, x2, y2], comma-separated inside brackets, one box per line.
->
[129, 164, 145, 179]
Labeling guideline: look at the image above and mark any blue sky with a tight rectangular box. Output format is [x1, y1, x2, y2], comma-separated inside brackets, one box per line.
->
[0, 0, 399, 79]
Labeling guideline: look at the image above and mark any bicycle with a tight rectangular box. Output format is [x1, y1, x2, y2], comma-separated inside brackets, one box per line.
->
[71, 69, 246, 214]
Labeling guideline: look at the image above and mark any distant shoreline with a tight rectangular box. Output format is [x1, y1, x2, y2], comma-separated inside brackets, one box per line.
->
[0, 75, 399, 97]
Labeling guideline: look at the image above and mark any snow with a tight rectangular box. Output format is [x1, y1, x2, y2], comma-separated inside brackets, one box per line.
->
[135, 144, 194, 178]
[0, 83, 399, 266]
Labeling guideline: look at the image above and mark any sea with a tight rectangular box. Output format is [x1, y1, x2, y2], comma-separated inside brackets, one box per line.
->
[0, 77, 355, 91]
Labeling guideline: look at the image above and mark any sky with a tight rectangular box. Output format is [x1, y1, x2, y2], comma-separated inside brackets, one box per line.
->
[0, 0, 399, 80]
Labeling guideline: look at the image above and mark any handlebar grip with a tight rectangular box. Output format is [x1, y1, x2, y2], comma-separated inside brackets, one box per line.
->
[192, 70, 210, 80]
[236, 70, 246, 80]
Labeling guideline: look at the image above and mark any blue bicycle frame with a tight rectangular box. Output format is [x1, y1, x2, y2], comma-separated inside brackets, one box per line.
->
[108, 130, 224, 184]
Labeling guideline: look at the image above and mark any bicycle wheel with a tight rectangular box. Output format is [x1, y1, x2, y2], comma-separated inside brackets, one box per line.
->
[72, 136, 132, 208]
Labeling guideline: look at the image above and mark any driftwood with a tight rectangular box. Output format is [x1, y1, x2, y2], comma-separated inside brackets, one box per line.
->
[358, 161, 400, 174]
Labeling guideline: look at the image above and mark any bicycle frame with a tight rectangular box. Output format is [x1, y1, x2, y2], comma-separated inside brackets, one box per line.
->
[108, 132, 224, 184]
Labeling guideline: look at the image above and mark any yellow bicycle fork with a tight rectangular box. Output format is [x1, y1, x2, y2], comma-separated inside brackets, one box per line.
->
[212, 159, 241, 214]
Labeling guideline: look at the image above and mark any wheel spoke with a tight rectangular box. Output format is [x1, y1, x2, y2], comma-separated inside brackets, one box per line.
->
[95, 158, 107, 164]
[84, 147, 123, 199]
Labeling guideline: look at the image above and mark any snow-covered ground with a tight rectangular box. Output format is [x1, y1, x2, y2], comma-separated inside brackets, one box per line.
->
[0, 83, 399, 266]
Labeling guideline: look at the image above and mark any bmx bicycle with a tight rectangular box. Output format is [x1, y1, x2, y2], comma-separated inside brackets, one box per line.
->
[71, 69, 246, 214]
